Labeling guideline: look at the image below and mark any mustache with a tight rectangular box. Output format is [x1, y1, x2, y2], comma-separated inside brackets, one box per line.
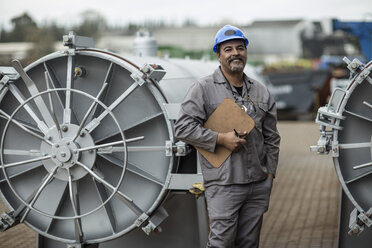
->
[227, 57, 244, 64]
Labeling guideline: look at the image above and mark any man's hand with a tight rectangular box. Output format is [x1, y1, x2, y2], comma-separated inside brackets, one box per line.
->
[217, 131, 247, 152]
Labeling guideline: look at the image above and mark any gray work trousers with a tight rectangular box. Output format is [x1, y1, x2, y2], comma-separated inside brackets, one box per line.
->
[205, 177, 272, 248]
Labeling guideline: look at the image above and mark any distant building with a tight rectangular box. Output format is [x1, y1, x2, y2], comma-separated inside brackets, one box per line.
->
[0, 19, 357, 64]
[243, 19, 311, 62]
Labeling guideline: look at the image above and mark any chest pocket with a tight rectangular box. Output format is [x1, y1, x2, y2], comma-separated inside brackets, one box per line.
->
[254, 102, 268, 131]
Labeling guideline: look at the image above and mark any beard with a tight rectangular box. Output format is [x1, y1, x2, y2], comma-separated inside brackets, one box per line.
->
[228, 57, 245, 72]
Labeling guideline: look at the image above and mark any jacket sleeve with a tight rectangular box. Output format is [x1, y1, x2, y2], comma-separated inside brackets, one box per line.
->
[263, 93, 281, 176]
[174, 81, 218, 152]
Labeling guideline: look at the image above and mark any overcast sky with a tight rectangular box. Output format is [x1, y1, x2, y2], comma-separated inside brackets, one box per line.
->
[1, 0, 371, 28]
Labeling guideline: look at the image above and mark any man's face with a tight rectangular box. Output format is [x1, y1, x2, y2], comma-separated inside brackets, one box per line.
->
[217, 39, 247, 74]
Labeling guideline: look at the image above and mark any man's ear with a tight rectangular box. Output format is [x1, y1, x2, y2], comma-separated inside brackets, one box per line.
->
[216, 52, 221, 62]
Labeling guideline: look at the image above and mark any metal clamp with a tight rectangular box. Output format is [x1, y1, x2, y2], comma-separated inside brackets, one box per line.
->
[165, 141, 190, 156]
[343, 57, 364, 74]
[0, 212, 16, 232]
[63, 31, 95, 49]
[348, 208, 372, 235]
[141, 207, 168, 235]
[140, 63, 166, 82]
[175, 141, 188, 156]
[310, 133, 331, 154]
[349, 208, 364, 235]
[130, 71, 146, 86]
[134, 213, 149, 227]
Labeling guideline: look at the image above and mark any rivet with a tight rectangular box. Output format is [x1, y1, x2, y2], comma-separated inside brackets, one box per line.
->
[62, 126, 68, 132]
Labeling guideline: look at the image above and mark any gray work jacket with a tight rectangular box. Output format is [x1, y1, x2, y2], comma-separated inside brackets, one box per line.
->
[174, 67, 280, 187]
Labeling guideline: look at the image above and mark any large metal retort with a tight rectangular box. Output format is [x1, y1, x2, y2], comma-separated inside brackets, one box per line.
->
[311, 57, 372, 247]
[0, 32, 180, 246]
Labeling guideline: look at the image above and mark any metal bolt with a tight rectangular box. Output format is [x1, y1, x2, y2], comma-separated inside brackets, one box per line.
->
[52, 155, 56, 158]
[144, 226, 152, 233]
[60, 152, 66, 157]
[62, 126, 68, 132]
[55, 144, 59, 148]
[80, 132, 85, 137]
[71, 161, 75, 165]
[66, 142, 70, 145]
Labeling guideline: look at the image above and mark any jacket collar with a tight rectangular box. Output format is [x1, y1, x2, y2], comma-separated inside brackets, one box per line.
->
[212, 66, 253, 91]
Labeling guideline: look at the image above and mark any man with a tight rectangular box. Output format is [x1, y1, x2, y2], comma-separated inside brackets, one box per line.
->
[174, 25, 280, 247]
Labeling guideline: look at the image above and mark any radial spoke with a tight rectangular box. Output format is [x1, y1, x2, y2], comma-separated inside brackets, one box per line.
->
[7, 84, 49, 134]
[93, 178, 116, 234]
[346, 170, 372, 184]
[1, 155, 51, 168]
[43, 62, 79, 125]
[98, 145, 164, 154]
[13, 178, 45, 218]
[363, 101, 372, 109]
[0, 163, 43, 184]
[68, 170, 83, 242]
[99, 154, 164, 186]
[45, 71, 62, 138]
[12, 60, 57, 128]
[45, 181, 69, 232]
[339, 142, 371, 149]
[76, 161, 143, 216]
[77, 136, 144, 153]
[88, 63, 114, 122]
[353, 161, 372, 170]
[0, 110, 52, 146]
[95, 112, 163, 144]
[20, 166, 58, 223]
[43, 62, 64, 101]
[3, 149, 41, 156]
[63, 55, 74, 124]
[84, 81, 141, 133]
[344, 109, 372, 122]
[72, 83, 108, 142]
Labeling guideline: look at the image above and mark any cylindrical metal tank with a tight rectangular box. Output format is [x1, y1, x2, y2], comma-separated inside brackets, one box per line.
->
[133, 31, 158, 57]
[0, 33, 266, 247]
[312, 57, 372, 247]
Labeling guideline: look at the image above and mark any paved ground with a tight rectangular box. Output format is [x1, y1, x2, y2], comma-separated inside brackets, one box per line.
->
[260, 121, 339, 248]
[0, 121, 340, 247]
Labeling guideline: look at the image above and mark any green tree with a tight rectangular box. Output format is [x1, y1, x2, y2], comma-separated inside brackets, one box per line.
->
[74, 10, 107, 40]
[9, 12, 38, 42]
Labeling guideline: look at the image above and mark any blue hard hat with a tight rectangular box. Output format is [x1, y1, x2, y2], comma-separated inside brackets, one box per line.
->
[213, 25, 249, 53]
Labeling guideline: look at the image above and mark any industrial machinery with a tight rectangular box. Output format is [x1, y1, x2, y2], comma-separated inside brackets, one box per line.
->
[0, 32, 266, 248]
[311, 57, 372, 247]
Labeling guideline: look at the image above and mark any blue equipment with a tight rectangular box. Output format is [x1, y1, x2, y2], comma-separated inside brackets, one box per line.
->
[213, 25, 249, 53]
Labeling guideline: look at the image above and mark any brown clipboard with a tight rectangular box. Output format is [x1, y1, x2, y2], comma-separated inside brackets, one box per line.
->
[195, 98, 255, 168]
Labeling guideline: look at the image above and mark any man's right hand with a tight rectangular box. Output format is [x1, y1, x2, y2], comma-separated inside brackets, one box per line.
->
[217, 131, 247, 152]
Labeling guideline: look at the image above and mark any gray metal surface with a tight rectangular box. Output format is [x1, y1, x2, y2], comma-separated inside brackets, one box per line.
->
[312, 57, 372, 246]
[0, 48, 175, 244]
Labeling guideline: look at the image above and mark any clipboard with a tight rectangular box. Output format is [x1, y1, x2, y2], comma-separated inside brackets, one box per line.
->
[195, 98, 255, 168]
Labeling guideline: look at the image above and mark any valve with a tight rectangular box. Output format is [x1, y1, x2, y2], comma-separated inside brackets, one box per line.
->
[189, 182, 205, 199]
